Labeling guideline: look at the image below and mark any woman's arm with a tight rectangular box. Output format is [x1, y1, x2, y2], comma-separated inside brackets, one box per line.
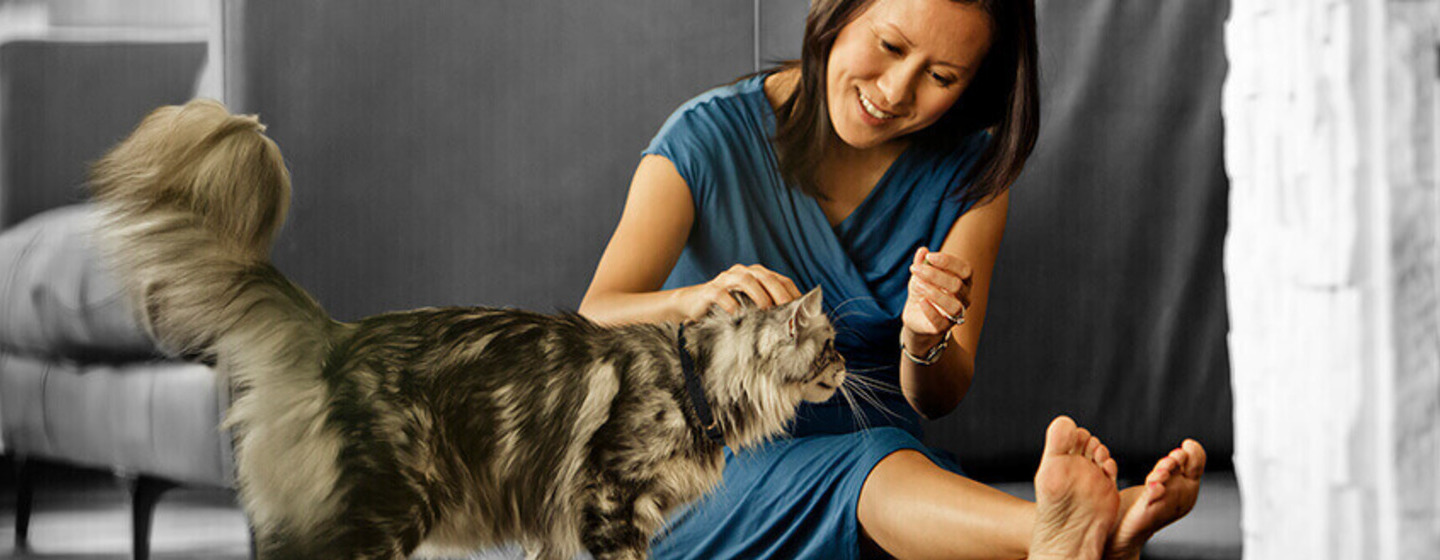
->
[898, 189, 1010, 419]
[579, 155, 801, 325]
[579, 155, 697, 325]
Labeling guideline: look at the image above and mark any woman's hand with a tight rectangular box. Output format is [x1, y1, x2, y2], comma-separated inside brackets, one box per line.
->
[901, 247, 973, 346]
[677, 264, 802, 320]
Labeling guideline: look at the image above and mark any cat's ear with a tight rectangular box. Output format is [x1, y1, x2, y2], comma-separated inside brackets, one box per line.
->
[788, 287, 824, 339]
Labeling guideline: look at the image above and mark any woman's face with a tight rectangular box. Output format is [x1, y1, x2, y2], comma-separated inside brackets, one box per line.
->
[825, 0, 993, 150]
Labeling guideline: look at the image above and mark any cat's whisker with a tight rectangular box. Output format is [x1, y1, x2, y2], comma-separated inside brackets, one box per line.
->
[828, 325, 864, 341]
[826, 310, 870, 329]
[843, 378, 906, 423]
[827, 308, 869, 322]
[843, 373, 902, 395]
[840, 366, 903, 381]
[824, 296, 874, 319]
[841, 364, 889, 374]
[838, 384, 872, 433]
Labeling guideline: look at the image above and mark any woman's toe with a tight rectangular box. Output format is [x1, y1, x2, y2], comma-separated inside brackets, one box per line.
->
[1045, 416, 1079, 456]
[1075, 427, 1093, 454]
[1147, 480, 1167, 503]
[1181, 440, 1207, 478]
[1147, 460, 1174, 484]
[1085, 435, 1102, 460]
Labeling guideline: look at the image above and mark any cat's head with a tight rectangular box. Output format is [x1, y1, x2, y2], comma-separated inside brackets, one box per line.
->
[688, 286, 845, 448]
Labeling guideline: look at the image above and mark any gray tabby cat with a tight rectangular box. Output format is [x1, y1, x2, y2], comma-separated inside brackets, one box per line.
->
[89, 99, 847, 560]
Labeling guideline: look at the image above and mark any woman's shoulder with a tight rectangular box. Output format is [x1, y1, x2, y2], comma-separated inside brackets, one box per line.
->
[642, 75, 771, 204]
[645, 74, 769, 159]
[658, 74, 768, 132]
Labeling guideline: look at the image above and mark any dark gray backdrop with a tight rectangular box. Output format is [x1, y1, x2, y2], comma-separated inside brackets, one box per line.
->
[925, 0, 1233, 478]
[0, 41, 207, 228]
[225, 0, 1231, 478]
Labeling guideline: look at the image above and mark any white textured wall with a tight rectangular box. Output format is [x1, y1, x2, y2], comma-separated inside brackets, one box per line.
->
[1223, 0, 1440, 558]
[1386, 3, 1440, 556]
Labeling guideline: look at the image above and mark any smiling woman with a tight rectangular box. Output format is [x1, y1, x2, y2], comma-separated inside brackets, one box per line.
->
[579, 0, 1208, 557]
[769, 0, 1037, 207]
[823, 0, 990, 149]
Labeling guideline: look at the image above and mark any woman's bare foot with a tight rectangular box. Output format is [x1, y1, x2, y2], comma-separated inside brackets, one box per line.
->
[1029, 416, 1121, 560]
[1104, 439, 1206, 560]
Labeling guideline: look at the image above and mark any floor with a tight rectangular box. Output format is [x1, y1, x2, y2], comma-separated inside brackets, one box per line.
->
[0, 462, 249, 560]
[0, 457, 1237, 560]
[0, 458, 531, 560]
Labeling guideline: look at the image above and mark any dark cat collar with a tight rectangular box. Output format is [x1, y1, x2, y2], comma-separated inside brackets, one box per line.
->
[676, 323, 725, 445]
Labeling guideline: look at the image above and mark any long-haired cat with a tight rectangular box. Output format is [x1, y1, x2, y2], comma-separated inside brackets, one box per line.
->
[89, 99, 846, 560]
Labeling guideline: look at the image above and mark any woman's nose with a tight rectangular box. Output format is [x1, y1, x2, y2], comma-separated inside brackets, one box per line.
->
[875, 63, 920, 109]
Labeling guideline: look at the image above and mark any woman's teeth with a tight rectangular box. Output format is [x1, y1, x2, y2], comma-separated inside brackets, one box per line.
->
[860, 91, 896, 120]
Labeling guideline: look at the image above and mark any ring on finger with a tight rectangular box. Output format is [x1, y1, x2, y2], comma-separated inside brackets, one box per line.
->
[936, 305, 965, 326]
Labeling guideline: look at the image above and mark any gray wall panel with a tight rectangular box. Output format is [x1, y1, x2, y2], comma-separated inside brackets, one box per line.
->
[0, 41, 206, 228]
[758, 0, 807, 65]
[226, 1, 755, 319]
[925, 0, 1233, 477]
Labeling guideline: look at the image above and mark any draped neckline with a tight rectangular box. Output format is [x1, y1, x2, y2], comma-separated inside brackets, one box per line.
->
[747, 73, 922, 321]
[752, 73, 919, 237]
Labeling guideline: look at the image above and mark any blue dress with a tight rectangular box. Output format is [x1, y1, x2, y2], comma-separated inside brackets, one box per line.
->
[643, 73, 990, 560]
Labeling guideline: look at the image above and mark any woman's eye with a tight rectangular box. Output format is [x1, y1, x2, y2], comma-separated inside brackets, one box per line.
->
[932, 72, 957, 87]
[881, 40, 902, 55]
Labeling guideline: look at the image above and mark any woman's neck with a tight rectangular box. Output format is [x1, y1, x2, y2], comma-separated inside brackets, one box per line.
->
[763, 67, 908, 169]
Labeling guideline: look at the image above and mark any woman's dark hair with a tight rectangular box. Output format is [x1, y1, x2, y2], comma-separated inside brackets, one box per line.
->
[771, 0, 1038, 204]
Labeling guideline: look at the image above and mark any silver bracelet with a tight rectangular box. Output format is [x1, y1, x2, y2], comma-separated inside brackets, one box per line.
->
[900, 330, 952, 366]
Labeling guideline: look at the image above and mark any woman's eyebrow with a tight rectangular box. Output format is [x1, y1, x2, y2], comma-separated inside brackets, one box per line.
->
[882, 22, 971, 73]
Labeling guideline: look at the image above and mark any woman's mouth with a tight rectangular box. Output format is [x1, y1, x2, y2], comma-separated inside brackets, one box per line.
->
[858, 88, 898, 124]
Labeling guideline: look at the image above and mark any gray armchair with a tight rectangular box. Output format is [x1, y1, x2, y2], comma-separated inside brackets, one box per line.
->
[0, 38, 228, 560]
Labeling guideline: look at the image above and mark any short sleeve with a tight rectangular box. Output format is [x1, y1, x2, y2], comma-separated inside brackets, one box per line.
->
[641, 90, 738, 210]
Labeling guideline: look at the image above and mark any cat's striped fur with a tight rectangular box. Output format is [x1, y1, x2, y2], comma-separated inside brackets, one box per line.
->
[89, 99, 846, 560]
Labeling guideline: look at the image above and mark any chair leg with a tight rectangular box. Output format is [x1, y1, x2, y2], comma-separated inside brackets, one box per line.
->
[14, 458, 34, 551]
[127, 475, 177, 560]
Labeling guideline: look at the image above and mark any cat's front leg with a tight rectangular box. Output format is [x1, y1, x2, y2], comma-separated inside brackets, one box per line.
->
[581, 485, 652, 560]
[582, 513, 651, 560]
[585, 539, 649, 560]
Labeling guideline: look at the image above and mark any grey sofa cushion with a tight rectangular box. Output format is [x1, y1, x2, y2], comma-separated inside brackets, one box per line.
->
[0, 204, 157, 361]
[0, 351, 232, 487]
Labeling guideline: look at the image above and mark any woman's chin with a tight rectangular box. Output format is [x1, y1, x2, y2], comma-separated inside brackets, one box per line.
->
[831, 120, 901, 151]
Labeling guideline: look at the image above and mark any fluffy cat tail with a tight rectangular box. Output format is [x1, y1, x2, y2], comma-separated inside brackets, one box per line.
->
[92, 99, 355, 552]
[89, 98, 333, 378]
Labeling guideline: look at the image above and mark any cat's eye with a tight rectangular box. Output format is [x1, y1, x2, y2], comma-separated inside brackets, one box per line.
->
[813, 340, 836, 370]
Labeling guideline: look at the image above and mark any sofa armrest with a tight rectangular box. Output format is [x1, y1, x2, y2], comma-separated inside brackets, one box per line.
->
[0, 204, 158, 361]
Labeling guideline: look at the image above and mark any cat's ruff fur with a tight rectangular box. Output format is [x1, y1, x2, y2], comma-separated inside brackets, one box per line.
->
[89, 99, 846, 560]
